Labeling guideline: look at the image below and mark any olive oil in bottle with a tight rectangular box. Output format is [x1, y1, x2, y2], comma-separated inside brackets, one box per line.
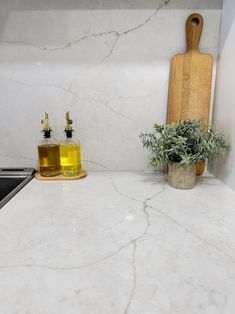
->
[38, 113, 60, 177]
[60, 112, 81, 177]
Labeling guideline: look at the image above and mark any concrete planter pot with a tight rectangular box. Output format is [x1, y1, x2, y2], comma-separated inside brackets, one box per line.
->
[168, 162, 196, 189]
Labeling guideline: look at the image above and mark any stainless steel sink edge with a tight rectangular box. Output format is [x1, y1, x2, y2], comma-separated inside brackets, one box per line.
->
[0, 168, 36, 209]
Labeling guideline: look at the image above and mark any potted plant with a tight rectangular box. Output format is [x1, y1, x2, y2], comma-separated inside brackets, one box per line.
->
[140, 120, 230, 189]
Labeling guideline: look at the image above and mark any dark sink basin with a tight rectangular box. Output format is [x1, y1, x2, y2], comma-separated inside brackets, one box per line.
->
[0, 168, 36, 209]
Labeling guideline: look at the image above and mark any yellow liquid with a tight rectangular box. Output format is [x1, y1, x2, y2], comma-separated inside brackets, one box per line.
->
[60, 144, 81, 176]
[38, 144, 61, 177]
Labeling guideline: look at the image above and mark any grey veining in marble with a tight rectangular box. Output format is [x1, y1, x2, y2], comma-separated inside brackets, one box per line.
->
[0, 171, 235, 313]
[0, 0, 221, 170]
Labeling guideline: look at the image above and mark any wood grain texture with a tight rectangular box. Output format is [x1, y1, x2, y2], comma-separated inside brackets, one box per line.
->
[167, 13, 213, 175]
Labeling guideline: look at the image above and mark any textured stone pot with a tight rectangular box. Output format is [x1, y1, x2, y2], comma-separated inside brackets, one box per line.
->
[168, 162, 196, 189]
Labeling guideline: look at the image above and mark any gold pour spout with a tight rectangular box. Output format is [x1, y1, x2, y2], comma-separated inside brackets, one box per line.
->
[65, 111, 73, 131]
[41, 112, 51, 131]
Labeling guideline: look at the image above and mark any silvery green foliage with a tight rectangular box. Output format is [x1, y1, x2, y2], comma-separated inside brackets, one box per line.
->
[140, 120, 230, 167]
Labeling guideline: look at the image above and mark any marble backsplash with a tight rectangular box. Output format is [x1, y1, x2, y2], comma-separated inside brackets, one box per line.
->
[0, 0, 222, 170]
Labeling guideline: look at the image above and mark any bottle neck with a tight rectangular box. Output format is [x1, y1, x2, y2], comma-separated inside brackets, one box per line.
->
[65, 130, 73, 138]
[43, 130, 51, 138]
[40, 130, 58, 145]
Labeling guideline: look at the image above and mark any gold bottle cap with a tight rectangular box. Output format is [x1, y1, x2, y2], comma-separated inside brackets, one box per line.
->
[65, 111, 73, 132]
[41, 112, 52, 132]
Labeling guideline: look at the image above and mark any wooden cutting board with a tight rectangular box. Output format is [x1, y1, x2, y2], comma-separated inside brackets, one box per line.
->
[167, 13, 213, 175]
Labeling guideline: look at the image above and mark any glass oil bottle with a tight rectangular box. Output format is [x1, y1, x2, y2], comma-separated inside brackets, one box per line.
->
[60, 112, 81, 177]
[38, 112, 61, 177]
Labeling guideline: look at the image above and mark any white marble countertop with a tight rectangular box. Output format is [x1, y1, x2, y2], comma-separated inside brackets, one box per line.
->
[0, 171, 235, 314]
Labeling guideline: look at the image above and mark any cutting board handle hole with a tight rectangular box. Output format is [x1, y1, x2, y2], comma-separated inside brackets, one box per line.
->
[191, 18, 199, 26]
